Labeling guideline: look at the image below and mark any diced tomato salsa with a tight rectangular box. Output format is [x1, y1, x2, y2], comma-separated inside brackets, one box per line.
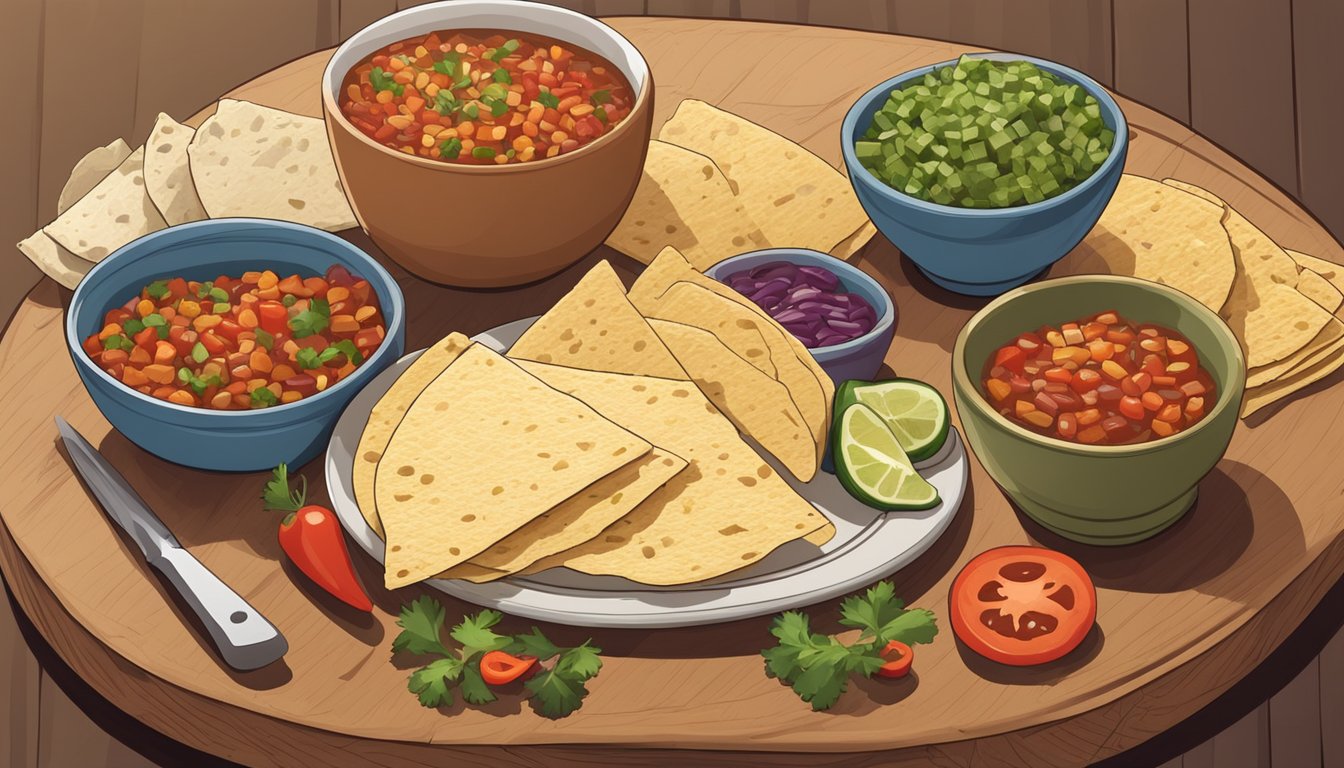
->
[82, 266, 385, 410]
[980, 310, 1217, 445]
[339, 29, 635, 165]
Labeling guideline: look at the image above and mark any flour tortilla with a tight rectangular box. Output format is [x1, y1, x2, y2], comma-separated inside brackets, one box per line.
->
[657, 100, 870, 255]
[1084, 174, 1235, 312]
[377, 344, 651, 588]
[1245, 318, 1344, 389]
[648, 318, 815, 482]
[1242, 342, 1344, 417]
[1289, 250, 1344, 295]
[606, 140, 769, 270]
[1161, 179, 1332, 368]
[17, 232, 89, 290]
[44, 147, 166, 263]
[517, 362, 834, 585]
[58, 138, 132, 214]
[629, 247, 832, 467]
[354, 332, 473, 538]
[188, 99, 357, 231]
[1296, 268, 1343, 315]
[506, 259, 687, 379]
[438, 449, 687, 581]
[145, 113, 208, 225]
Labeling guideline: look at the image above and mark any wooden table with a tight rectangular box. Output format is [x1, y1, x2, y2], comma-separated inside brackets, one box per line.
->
[3, 17, 1343, 768]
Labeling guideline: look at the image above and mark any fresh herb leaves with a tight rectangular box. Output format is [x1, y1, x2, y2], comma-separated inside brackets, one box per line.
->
[589, 89, 611, 106]
[296, 339, 363, 370]
[439, 137, 463, 159]
[145, 280, 171, 300]
[762, 581, 937, 711]
[370, 66, 404, 96]
[394, 598, 603, 718]
[288, 297, 330, 339]
[537, 90, 559, 109]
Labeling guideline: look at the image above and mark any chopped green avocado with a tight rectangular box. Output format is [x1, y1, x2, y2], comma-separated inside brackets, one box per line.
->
[857, 56, 1114, 208]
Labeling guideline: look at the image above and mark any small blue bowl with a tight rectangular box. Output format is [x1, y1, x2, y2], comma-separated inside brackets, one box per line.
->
[703, 248, 895, 385]
[840, 53, 1128, 297]
[66, 219, 406, 472]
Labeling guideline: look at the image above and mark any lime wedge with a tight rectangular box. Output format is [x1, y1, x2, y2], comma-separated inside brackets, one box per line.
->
[834, 403, 940, 511]
[838, 378, 950, 463]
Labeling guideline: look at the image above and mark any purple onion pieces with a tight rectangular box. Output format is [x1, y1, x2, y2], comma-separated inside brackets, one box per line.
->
[720, 260, 878, 348]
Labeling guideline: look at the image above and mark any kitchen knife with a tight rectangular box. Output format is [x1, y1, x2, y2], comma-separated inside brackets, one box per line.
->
[55, 416, 288, 671]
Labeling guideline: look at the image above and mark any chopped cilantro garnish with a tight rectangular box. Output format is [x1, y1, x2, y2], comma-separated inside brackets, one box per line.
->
[101, 334, 128, 351]
[142, 313, 166, 328]
[250, 386, 279, 408]
[486, 39, 520, 63]
[295, 340, 359, 370]
[481, 82, 508, 102]
[492, 68, 512, 84]
[369, 67, 404, 97]
[471, 146, 496, 159]
[145, 280, 170, 300]
[439, 137, 463, 159]
[155, 325, 170, 340]
[433, 90, 459, 116]
[462, 102, 480, 120]
[254, 327, 274, 351]
[537, 91, 559, 109]
[486, 98, 509, 118]
[122, 317, 145, 335]
[594, 106, 608, 123]
[288, 297, 330, 339]
[590, 89, 611, 106]
[432, 55, 460, 76]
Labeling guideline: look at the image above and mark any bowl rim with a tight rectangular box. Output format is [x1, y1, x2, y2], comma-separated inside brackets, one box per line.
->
[840, 52, 1129, 219]
[702, 248, 895, 359]
[951, 274, 1246, 457]
[65, 218, 406, 422]
[320, 0, 652, 175]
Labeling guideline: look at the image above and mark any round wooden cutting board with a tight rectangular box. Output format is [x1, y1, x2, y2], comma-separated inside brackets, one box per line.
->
[1, 17, 1343, 768]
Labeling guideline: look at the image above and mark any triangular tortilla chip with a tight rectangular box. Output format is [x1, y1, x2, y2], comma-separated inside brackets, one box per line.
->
[377, 344, 651, 588]
[438, 448, 687, 580]
[145, 112, 208, 225]
[648, 317, 815, 482]
[58, 138, 132, 214]
[354, 332, 473, 538]
[189, 99, 356, 231]
[506, 259, 687, 379]
[1084, 175, 1235, 312]
[44, 147, 167, 262]
[1246, 319, 1344, 388]
[1161, 179, 1331, 368]
[657, 100, 869, 255]
[1242, 343, 1344, 417]
[629, 247, 832, 466]
[517, 362, 834, 586]
[605, 140, 768, 270]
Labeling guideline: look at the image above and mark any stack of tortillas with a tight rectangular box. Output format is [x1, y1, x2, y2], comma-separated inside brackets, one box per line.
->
[1079, 173, 1344, 417]
[605, 99, 875, 271]
[19, 99, 357, 289]
[355, 256, 835, 589]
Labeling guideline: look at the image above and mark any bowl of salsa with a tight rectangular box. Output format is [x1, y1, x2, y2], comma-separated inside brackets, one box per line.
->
[66, 219, 406, 472]
[321, 0, 653, 287]
[952, 275, 1244, 545]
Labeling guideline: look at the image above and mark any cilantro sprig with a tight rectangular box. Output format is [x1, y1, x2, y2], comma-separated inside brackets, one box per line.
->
[288, 297, 330, 339]
[762, 581, 937, 711]
[296, 339, 362, 370]
[537, 90, 559, 109]
[394, 597, 604, 718]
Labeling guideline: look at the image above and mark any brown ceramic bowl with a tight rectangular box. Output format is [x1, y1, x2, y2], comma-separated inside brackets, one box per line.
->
[321, 0, 653, 287]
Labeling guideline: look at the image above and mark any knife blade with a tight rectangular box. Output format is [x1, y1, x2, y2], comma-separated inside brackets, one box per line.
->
[55, 416, 288, 671]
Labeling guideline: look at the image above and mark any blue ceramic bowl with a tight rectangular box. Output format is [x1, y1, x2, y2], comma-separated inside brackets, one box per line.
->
[703, 248, 895, 385]
[66, 219, 406, 472]
[840, 53, 1129, 297]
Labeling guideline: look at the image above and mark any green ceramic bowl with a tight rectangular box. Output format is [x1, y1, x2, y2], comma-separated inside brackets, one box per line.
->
[952, 275, 1245, 545]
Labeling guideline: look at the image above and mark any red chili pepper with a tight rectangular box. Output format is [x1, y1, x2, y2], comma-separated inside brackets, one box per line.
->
[876, 640, 913, 678]
[262, 464, 372, 612]
[479, 650, 537, 686]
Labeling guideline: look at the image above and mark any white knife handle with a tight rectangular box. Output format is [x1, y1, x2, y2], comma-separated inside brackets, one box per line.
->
[151, 547, 288, 671]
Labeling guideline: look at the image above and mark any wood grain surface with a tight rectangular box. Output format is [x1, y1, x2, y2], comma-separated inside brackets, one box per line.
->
[1, 17, 1343, 768]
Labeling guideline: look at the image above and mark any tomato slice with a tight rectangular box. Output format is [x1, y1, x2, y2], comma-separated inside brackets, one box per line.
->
[876, 640, 913, 678]
[949, 546, 1096, 666]
[479, 650, 537, 686]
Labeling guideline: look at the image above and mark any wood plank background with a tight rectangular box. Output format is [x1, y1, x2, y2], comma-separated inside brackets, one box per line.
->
[0, 1, 1339, 766]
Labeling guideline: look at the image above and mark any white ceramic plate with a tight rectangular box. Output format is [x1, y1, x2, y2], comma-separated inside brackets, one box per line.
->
[326, 317, 968, 628]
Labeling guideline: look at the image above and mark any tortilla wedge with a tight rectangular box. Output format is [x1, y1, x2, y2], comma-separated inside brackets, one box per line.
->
[145, 112, 208, 225]
[377, 344, 653, 588]
[517, 362, 834, 586]
[437, 448, 688, 581]
[18, 152, 124, 288]
[58, 138, 133, 215]
[629, 247, 833, 468]
[354, 332, 473, 538]
[506, 259, 687, 380]
[1246, 318, 1344, 389]
[605, 140, 769, 270]
[44, 147, 167, 263]
[647, 317, 816, 482]
[1242, 342, 1344, 418]
[657, 100, 870, 256]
